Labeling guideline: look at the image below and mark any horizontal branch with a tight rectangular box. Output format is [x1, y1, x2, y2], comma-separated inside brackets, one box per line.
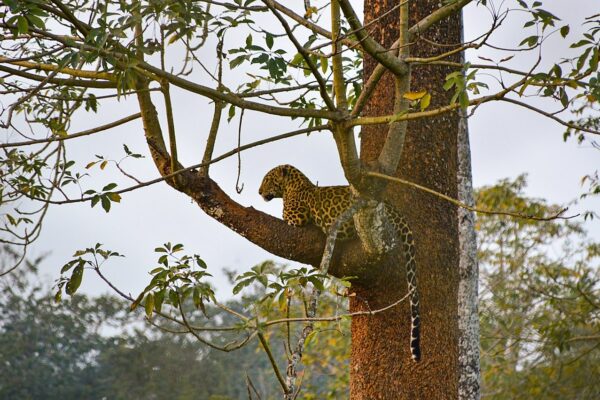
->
[264, 292, 410, 327]
[349, 77, 528, 126]
[138, 61, 338, 120]
[367, 171, 577, 221]
[0, 57, 115, 81]
[500, 98, 600, 136]
[1, 113, 141, 148]
[34, 124, 330, 205]
[0, 64, 117, 89]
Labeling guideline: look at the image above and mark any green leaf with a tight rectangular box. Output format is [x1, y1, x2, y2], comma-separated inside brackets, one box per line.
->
[60, 259, 78, 274]
[229, 55, 247, 69]
[519, 35, 539, 48]
[290, 53, 304, 67]
[17, 16, 29, 34]
[154, 290, 164, 313]
[54, 288, 62, 303]
[27, 15, 45, 30]
[145, 293, 154, 318]
[560, 25, 570, 38]
[559, 88, 569, 108]
[257, 275, 268, 287]
[101, 195, 111, 212]
[232, 278, 253, 295]
[589, 48, 599, 72]
[320, 56, 328, 74]
[265, 33, 274, 49]
[307, 275, 325, 291]
[65, 264, 84, 295]
[570, 39, 591, 48]
[102, 183, 117, 191]
[130, 292, 144, 311]
[172, 243, 184, 252]
[195, 256, 208, 269]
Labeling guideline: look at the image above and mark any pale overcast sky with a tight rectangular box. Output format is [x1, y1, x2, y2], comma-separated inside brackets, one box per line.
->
[22, 0, 599, 299]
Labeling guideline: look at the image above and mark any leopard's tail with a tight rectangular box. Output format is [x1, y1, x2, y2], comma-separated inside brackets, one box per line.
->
[399, 216, 421, 362]
[383, 205, 421, 361]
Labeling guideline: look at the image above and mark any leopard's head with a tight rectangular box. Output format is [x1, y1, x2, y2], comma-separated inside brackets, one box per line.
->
[259, 164, 313, 201]
[259, 165, 289, 201]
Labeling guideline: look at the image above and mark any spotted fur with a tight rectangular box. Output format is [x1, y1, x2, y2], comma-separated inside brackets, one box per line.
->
[259, 164, 421, 362]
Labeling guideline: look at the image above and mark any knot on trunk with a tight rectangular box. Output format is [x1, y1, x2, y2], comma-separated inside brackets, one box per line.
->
[353, 201, 397, 256]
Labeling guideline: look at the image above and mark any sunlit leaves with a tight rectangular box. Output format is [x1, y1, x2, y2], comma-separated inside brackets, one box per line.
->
[403, 90, 432, 111]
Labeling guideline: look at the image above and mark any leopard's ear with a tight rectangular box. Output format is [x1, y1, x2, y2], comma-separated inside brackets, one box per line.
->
[280, 165, 288, 178]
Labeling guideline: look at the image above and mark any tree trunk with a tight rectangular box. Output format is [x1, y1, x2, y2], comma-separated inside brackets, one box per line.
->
[349, 1, 462, 398]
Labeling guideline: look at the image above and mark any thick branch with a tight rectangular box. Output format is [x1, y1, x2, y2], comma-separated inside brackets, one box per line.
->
[377, 0, 411, 175]
[331, 0, 348, 111]
[338, 0, 408, 77]
[131, 75, 371, 277]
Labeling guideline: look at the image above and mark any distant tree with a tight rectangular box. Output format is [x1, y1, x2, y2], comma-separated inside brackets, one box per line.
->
[477, 177, 600, 399]
[0, 248, 349, 399]
[0, 247, 128, 399]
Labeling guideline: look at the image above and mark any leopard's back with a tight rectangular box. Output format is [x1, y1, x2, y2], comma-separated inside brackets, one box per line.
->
[307, 186, 355, 239]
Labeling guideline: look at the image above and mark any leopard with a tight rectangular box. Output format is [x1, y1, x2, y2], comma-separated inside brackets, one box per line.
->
[259, 164, 421, 362]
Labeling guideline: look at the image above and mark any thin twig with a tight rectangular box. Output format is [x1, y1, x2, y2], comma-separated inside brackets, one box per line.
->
[262, 0, 337, 111]
[236, 108, 245, 193]
[367, 171, 576, 221]
[34, 125, 330, 205]
[258, 332, 290, 395]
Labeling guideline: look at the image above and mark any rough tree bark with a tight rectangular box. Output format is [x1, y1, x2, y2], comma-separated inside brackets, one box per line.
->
[348, 0, 463, 398]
